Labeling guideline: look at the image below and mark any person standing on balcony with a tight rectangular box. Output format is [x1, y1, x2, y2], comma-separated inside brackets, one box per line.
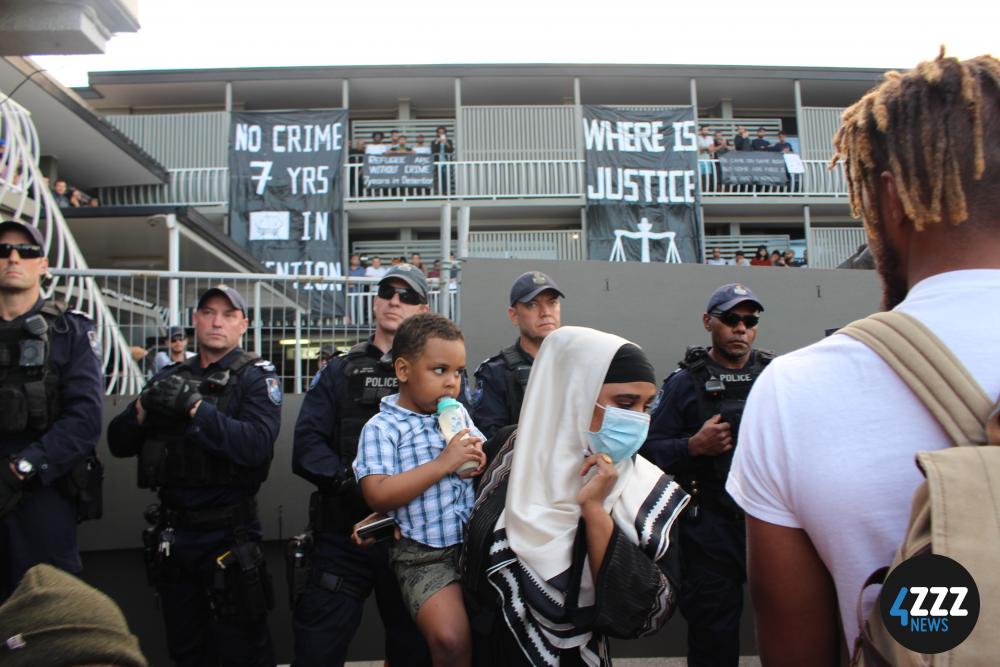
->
[431, 126, 454, 160]
[471, 271, 565, 440]
[290, 263, 433, 667]
[733, 125, 752, 151]
[705, 247, 729, 265]
[365, 256, 389, 281]
[0, 220, 103, 602]
[107, 285, 281, 666]
[640, 283, 773, 667]
[768, 131, 794, 154]
[749, 245, 771, 266]
[751, 127, 771, 151]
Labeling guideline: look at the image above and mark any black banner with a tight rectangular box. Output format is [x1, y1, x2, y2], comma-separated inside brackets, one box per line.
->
[718, 152, 788, 186]
[363, 153, 435, 188]
[583, 105, 700, 263]
[228, 109, 348, 308]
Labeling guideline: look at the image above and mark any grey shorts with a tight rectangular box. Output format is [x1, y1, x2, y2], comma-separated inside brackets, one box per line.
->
[389, 537, 461, 619]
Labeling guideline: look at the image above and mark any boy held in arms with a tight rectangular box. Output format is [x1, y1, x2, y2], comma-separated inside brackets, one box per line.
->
[353, 313, 485, 667]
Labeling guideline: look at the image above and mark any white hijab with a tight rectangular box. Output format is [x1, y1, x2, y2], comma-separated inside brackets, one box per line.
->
[489, 326, 687, 662]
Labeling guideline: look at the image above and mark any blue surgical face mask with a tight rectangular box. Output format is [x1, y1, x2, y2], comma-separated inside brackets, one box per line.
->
[587, 403, 650, 463]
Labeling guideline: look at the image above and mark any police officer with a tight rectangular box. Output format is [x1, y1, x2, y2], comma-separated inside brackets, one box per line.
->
[471, 271, 564, 439]
[0, 220, 103, 601]
[107, 285, 280, 666]
[640, 283, 773, 667]
[291, 263, 432, 667]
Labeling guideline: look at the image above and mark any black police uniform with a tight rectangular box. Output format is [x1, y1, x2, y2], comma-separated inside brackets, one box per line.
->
[640, 346, 773, 667]
[290, 337, 431, 667]
[471, 340, 533, 440]
[0, 298, 103, 600]
[107, 347, 281, 667]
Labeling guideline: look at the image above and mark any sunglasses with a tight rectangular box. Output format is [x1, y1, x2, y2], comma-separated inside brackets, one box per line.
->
[377, 284, 424, 305]
[170, 334, 186, 342]
[0, 243, 43, 259]
[712, 311, 760, 328]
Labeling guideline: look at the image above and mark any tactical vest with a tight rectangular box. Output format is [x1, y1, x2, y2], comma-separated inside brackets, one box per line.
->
[499, 344, 532, 426]
[681, 346, 774, 486]
[335, 342, 398, 464]
[0, 302, 66, 444]
[138, 351, 269, 489]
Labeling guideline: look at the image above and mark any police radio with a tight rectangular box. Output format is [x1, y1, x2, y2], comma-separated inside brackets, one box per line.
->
[703, 377, 725, 398]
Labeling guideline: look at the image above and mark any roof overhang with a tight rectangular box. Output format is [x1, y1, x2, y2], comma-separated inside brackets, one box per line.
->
[0, 56, 167, 188]
[61, 205, 266, 272]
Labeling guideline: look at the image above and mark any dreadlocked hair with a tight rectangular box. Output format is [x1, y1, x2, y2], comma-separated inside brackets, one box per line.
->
[832, 47, 1000, 231]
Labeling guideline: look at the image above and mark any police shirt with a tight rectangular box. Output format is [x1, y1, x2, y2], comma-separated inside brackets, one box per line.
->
[471, 340, 532, 440]
[641, 351, 761, 481]
[107, 347, 281, 509]
[3, 298, 103, 485]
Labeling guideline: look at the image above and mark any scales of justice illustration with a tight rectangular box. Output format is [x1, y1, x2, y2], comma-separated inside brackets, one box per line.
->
[609, 218, 682, 263]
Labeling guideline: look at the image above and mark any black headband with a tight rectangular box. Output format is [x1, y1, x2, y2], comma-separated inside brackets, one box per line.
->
[603, 344, 656, 385]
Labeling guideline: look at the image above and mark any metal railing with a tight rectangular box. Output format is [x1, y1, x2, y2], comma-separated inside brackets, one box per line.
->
[95, 157, 848, 207]
[467, 230, 584, 260]
[99, 166, 228, 206]
[1, 95, 144, 395]
[809, 227, 867, 269]
[47, 269, 460, 393]
[705, 234, 792, 256]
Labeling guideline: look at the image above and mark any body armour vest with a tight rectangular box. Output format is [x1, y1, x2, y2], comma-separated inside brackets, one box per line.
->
[138, 351, 269, 489]
[682, 346, 774, 484]
[0, 302, 66, 445]
[336, 342, 398, 465]
[499, 343, 532, 426]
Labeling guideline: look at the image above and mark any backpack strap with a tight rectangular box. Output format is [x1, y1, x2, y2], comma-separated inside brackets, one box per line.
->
[838, 311, 993, 446]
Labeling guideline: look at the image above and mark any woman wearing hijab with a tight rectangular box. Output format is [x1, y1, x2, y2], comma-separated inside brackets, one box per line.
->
[462, 327, 689, 667]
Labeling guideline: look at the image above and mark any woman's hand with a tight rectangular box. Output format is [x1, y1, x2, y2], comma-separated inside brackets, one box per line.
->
[577, 452, 618, 511]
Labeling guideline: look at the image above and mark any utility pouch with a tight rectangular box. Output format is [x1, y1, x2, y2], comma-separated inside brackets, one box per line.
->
[0, 386, 28, 433]
[55, 454, 104, 522]
[211, 540, 275, 622]
[285, 531, 314, 607]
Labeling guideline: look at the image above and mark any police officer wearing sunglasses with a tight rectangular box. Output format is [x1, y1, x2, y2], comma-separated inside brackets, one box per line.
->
[289, 263, 434, 667]
[640, 283, 774, 667]
[107, 285, 281, 665]
[0, 221, 104, 601]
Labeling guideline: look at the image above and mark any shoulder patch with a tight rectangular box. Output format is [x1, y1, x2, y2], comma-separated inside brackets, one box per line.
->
[87, 330, 101, 358]
[266, 377, 282, 405]
[254, 359, 276, 373]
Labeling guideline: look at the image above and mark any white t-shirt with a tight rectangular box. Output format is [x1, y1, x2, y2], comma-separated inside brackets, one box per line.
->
[706, 258, 729, 265]
[726, 269, 1000, 651]
[364, 266, 388, 280]
[153, 350, 196, 373]
[697, 134, 714, 158]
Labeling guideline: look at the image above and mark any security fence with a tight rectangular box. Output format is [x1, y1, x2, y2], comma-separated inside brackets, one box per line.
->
[50, 268, 460, 394]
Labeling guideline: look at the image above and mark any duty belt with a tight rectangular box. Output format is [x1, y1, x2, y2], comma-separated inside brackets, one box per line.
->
[308, 568, 369, 600]
[161, 498, 258, 532]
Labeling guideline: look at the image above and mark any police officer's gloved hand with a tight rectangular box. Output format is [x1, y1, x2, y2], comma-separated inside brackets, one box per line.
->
[144, 375, 203, 419]
[0, 464, 24, 521]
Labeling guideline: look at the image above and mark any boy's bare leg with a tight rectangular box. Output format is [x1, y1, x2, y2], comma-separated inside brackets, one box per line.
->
[414, 582, 471, 667]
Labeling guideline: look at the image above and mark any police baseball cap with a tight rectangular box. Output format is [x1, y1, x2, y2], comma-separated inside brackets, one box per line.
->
[196, 285, 248, 315]
[378, 263, 429, 302]
[0, 221, 46, 251]
[706, 283, 764, 314]
[509, 271, 565, 307]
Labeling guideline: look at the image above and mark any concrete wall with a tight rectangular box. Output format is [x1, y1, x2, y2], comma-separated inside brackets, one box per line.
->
[460, 258, 883, 382]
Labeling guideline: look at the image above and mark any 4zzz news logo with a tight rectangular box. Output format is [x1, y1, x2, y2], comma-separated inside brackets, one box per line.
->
[879, 553, 980, 653]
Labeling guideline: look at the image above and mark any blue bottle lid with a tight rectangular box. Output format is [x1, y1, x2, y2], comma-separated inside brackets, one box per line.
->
[436, 397, 461, 414]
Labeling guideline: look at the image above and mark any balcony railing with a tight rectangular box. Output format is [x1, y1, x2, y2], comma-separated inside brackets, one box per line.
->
[98, 158, 848, 207]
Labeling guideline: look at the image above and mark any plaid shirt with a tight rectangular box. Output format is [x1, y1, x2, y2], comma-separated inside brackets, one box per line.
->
[353, 394, 483, 548]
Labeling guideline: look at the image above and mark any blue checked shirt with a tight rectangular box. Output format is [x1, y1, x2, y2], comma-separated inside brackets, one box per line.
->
[353, 394, 484, 548]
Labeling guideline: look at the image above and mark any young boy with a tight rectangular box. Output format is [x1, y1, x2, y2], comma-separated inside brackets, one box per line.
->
[353, 313, 485, 667]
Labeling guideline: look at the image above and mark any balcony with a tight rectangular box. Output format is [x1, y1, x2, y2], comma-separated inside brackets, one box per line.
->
[99, 158, 847, 207]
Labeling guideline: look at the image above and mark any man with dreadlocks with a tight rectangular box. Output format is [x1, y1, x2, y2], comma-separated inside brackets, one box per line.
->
[723, 49, 1000, 663]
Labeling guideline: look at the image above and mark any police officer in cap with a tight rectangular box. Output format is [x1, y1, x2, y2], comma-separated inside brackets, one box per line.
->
[471, 271, 564, 439]
[290, 263, 432, 667]
[0, 220, 103, 600]
[107, 285, 281, 666]
[640, 283, 774, 667]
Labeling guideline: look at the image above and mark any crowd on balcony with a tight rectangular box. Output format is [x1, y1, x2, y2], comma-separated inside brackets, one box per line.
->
[705, 245, 804, 267]
[49, 178, 99, 208]
[350, 126, 455, 162]
[698, 125, 795, 161]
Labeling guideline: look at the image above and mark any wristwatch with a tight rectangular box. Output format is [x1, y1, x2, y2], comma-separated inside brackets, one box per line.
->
[14, 458, 35, 480]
